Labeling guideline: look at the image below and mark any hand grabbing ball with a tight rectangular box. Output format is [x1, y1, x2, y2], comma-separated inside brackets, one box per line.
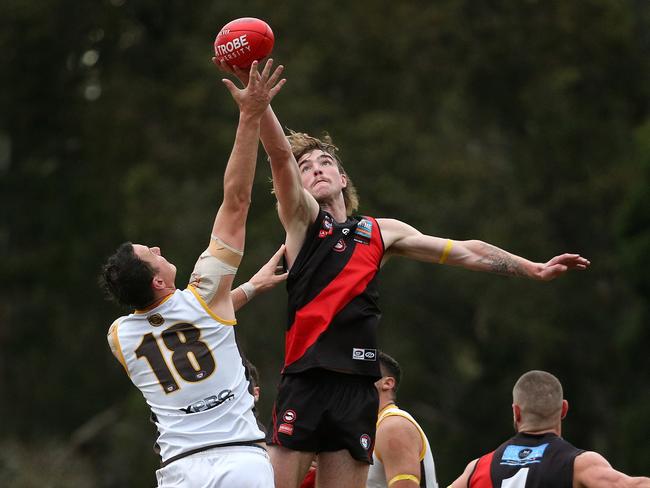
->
[214, 17, 274, 69]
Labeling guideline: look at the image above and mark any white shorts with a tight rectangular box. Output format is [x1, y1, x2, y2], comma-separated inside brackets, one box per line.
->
[155, 445, 274, 488]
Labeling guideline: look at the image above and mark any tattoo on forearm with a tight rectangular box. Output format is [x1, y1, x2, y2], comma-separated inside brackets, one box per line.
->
[477, 244, 525, 276]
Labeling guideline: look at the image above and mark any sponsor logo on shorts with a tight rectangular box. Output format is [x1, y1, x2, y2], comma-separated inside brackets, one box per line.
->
[352, 348, 377, 361]
[282, 409, 297, 423]
[179, 389, 234, 414]
[333, 239, 347, 252]
[279, 423, 294, 435]
[360, 434, 371, 450]
[147, 313, 164, 327]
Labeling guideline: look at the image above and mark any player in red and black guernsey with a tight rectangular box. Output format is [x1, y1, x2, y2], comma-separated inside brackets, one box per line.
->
[216, 62, 591, 488]
[449, 370, 650, 488]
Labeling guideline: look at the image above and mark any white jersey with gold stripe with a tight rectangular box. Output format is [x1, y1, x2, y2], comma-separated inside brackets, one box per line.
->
[107, 286, 264, 464]
[366, 404, 439, 488]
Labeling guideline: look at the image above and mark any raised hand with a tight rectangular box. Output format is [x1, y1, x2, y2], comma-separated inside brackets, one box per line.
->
[220, 59, 284, 116]
[213, 57, 251, 86]
[535, 253, 590, 281]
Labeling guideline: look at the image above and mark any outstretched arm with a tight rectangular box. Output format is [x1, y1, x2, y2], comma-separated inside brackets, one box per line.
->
[214, 60, 318, 265]
[574, 452, 650, 488]
[232, 244, 288, 311]
[211, 60, 285, 252]
[379, 218, 590, 280]
[193, 60, 285, 320]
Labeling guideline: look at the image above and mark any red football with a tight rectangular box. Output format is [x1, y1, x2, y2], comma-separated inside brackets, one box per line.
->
[214, 18, 274, 68]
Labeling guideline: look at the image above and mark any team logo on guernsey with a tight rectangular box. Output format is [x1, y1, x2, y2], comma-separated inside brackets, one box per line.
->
[333, 239, 347, 252]
[319, 216, 334, 238]
[354, 218, 372, 245]
[360, 434, 372, 450]
[147, 313, 164, 326]
[500, 443, 549, 466]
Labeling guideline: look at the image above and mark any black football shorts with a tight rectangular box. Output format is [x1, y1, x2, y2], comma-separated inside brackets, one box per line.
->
[266, 369, 379, 463]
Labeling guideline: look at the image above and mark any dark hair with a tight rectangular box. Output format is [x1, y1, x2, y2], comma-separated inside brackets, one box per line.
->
[378, 350, 402, 393]
[99, 242, 156, 309]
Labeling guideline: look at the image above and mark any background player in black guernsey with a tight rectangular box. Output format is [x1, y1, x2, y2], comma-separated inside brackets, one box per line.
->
[215, 61, 591, 488]
[449, 370, 650, 488]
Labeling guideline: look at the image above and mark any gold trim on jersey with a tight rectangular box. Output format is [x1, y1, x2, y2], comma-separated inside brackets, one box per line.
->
[377, 404, 427, 461]
[188, 285, 237, 326]
[108, 320, 129, 373]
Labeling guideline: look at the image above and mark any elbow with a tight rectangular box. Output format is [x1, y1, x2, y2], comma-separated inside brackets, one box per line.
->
[223, 188, 252, 213]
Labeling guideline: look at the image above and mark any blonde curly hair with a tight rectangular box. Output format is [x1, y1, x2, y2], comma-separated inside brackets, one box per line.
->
[286, 131, 359, 216]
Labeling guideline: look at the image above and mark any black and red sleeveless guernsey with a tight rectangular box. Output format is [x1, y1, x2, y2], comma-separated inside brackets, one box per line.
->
[468, 432, 584, 488]
[283, 209, 385, 377]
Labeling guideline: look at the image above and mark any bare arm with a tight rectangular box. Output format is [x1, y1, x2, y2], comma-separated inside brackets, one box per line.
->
[231, 245, 288, 311]
[213, 60, 318, 265]
[574, 452, 650, 488]
[211, 60, 285, 252]
[448, 459, 478, 488]
[379, 218, 590, 280]
[204, 60, 285, 319]
[375, 416, 424, 488]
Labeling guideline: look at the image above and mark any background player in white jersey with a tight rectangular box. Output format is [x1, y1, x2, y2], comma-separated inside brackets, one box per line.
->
[99, 59, 285, 488]
[368, 351, 439, 488]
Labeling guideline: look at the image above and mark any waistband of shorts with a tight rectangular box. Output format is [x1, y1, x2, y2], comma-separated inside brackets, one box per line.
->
[160, 439, 267, 468]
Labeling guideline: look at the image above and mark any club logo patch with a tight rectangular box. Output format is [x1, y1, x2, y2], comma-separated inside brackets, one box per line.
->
[360, 434, 371, 450]
[279, 423, 294, 435]
[352, 348, 377, 361]
[319, 216, 334, 239]
[148, 313, 164, 327]
[333, 239, 347, 252]
[342, 228, 350, 235]
[282, 409, 297, 423]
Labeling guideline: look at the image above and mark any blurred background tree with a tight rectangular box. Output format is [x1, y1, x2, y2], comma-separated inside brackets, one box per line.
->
[1, 0, 648, 485]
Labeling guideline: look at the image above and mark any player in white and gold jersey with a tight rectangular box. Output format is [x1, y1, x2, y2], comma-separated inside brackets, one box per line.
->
[367, 352, 439, 488]
[100, 59, 286, 488]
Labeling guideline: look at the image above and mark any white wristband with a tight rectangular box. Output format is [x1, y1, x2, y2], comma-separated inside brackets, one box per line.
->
[239, 282, 256, 301]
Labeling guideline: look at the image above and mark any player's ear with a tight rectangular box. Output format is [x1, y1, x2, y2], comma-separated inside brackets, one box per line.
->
[512, 403, 522, 423]
[560, 399, 569, 419]
[340, 172, 347, 188]
[384, 376, 396, 392]
[152, 274, 166, 290]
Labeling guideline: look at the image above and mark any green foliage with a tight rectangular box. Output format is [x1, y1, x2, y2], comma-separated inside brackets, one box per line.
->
[1, 0, 649, 484]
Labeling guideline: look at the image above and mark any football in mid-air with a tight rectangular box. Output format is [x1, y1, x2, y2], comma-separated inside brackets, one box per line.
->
[214, 17, 274, 68]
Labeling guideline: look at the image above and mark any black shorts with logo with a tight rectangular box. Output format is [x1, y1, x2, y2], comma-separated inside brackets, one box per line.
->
[266, 369, 379, 463]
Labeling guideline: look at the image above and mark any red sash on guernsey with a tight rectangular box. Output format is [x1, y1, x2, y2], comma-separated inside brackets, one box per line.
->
[470, 452, 495, 488]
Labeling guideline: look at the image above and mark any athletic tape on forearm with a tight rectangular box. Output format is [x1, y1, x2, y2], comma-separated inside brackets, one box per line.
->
[239, 282, 256, 301]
